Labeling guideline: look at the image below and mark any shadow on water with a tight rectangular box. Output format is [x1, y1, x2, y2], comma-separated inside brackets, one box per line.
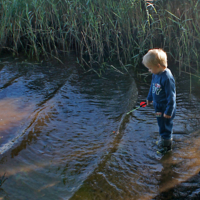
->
[0, 55, 200, 200]
[153, 129, 200, 199]
[154, 171, 200, 200]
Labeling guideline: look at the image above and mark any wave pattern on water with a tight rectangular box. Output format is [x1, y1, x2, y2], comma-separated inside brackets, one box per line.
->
[0, 57, 199, 200]
[0, 57, 138, 200]
[70, 74, 200, 200]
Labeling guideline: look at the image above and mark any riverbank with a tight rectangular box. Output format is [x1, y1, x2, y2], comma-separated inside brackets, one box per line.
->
[0, 0, 200, 75]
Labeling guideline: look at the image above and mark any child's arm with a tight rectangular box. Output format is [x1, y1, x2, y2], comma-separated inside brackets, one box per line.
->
[164, 78, 176, 117]
[146, 75, 154, 105]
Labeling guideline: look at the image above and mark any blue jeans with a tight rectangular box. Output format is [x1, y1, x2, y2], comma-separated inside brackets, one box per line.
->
[154, 103, 176, 140]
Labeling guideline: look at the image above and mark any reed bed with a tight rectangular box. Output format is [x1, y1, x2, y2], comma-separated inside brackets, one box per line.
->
[0, 0, 200, 74]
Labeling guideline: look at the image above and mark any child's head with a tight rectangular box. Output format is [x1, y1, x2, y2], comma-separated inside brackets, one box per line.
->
[142, 49, 167, 74]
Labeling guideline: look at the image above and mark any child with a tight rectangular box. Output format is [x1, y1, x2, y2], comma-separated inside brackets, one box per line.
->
[142, 49, 176, 154]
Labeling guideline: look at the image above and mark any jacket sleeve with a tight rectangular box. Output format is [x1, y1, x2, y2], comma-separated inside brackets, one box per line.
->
[147, 75, 154, 102]
[164, 78, 176, 116]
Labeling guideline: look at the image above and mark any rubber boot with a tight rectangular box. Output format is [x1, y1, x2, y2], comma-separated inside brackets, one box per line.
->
[156, 137, 172, 154]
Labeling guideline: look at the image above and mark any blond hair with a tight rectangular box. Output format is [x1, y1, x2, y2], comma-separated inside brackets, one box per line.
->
[142, 49, 168, 67]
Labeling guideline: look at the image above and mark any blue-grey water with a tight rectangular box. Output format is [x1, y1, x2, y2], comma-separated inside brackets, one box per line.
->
[0, 55, 200, 200]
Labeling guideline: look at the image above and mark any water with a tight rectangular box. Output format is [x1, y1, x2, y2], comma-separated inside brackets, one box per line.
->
[0, 56, 199, 200]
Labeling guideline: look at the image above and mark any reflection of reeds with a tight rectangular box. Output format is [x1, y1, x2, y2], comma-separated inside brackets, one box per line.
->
[0, 173, 7, 187]
[180, 71, 200, 94]
[0, 0, 200, 73]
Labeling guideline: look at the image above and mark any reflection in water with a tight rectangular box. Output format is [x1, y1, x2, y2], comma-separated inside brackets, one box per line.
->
[0, 98, 31, 133]
[0, 98, 34, 152]
[0, 57, 138, 200]
[70, 75, 200, 200]
[158, 129, 200, 194]
[0, 57, 199, 200]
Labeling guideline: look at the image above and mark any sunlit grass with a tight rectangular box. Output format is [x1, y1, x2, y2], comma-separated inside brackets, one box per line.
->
[0, 0, 200, 74]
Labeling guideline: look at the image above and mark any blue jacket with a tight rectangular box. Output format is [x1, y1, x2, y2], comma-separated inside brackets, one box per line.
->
[147, 68, 176, 116]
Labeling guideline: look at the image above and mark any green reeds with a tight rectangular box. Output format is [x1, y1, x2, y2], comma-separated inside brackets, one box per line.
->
[0, 0, 200, 74]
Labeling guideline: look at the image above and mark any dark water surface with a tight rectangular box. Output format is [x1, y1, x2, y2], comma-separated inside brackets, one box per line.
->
[0, 56, 200, 200]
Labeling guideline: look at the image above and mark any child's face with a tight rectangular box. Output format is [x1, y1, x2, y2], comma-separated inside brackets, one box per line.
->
[146, 64, 164, 74]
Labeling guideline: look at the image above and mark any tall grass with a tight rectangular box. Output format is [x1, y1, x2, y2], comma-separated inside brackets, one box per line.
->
[0, 0, 200, 74]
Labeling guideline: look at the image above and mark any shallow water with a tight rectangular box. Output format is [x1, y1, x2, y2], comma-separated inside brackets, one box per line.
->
[0, 56, 200, 200]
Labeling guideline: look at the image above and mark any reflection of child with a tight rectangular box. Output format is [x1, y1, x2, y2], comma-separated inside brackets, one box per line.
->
[142, 49, 176, 154]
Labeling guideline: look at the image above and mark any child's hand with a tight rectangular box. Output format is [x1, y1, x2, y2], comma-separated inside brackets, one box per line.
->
[164, 114, 171, 118]
[146, 100, 153, 105]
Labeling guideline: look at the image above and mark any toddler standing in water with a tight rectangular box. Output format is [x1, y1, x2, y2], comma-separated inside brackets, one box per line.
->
[142, 49, 176, 154]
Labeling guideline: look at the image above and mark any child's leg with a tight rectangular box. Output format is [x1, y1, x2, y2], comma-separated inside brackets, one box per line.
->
[156, 110, 176, 140]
